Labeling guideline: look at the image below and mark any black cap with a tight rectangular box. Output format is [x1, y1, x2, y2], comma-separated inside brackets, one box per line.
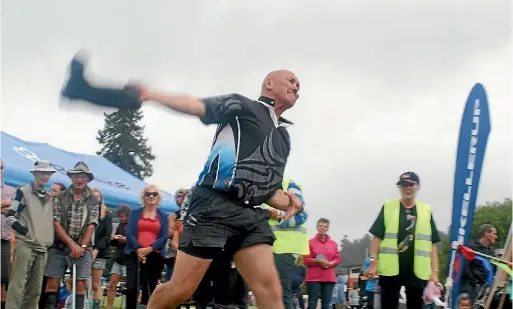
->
[396, 172, 420, 186]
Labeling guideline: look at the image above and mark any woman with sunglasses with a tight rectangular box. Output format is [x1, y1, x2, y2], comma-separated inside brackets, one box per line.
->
[125, 185, 169, 309]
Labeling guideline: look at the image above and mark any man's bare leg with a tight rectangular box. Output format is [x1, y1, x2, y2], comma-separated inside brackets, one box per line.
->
[147, 250, 211, 309]
[42, 277, 61, 309]
[233, 244, 284, 309]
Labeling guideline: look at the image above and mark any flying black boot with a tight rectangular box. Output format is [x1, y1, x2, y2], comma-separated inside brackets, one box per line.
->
[61, 51, 142, 110]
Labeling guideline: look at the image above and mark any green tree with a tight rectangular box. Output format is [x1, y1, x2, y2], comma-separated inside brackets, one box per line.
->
[97, 109, 155, 179]
[470, 198, 512, 248]
[439, 198, 512, 282]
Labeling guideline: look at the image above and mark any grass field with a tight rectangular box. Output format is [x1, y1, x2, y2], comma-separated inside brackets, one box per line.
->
[101, 296, 123, 309]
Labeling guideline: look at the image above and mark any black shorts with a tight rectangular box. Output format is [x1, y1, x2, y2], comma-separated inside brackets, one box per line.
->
[179, 186, 275, 260]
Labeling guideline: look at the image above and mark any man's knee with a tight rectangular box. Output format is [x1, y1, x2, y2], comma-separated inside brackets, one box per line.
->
[161, 250, 213, 304]
[76, 280, 87, 294]
[168, 274, 202, 301]
[251, 275, 282, 303]
[45, 278, 61, 292]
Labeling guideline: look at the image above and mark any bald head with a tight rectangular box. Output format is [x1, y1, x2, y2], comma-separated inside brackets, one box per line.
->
[261, 70, 299, 93]
[260, 69, 300, 114]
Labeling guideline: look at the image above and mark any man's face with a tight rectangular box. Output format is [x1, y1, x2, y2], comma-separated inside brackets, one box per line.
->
[49, 184, 63, 197]
[33, 171, 53, 187]
[176, 190, 190, 206]
[485, 228, 498, 245]
[399, 183, 419, 199]
[119, 213, 128, 224]
[71, 174, 88, 190]
[268, 71, 300, 108]
[176, 194, 185, 206]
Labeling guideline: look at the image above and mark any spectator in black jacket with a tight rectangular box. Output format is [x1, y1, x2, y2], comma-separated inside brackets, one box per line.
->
[459, 224, 498, 302]
[91, 189, 113, 309]
[106, 205, 131, 309]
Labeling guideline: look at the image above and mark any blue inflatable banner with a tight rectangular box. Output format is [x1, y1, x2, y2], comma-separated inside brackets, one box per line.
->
[447, 83, 491, 307]
[0, 132, 179, 213]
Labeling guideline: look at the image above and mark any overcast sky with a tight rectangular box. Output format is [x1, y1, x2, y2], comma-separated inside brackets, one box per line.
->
[1, 0, 511, 240]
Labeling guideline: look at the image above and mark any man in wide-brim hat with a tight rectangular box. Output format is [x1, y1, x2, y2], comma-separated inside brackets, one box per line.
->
[42, 161, 99, 309]
[66, 161, 94, 182]
[5, 160, 56, 309]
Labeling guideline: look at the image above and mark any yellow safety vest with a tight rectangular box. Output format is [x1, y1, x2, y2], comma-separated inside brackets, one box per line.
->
[378, 199, 432, 280]
[264, 178, 310, 255]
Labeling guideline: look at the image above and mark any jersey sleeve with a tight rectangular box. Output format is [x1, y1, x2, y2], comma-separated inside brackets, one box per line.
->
[199, 93, 248, 125]
[369, 206, 386, 239]
[430, 214, 441, 243]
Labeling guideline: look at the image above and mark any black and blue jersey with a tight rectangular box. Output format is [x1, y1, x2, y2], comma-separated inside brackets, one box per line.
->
[196, 94, 292, 206]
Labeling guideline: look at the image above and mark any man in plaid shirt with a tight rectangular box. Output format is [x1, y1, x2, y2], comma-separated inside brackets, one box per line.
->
[41, 162, 100, 309]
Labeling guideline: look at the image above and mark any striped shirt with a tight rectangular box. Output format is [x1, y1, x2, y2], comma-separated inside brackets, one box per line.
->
[5, 185, 47, 235]
[53, 188, 99, 240]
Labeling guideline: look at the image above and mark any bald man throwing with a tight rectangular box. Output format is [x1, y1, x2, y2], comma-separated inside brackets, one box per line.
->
[138, 70, 304, 309]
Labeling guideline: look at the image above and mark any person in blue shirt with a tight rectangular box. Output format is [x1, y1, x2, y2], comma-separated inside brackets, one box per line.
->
[361, 257, 377, 309]
[331, 275, 346, 309]
[291, 259, 306, 309]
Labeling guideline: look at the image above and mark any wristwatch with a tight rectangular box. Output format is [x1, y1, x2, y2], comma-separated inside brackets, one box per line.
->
[81, 244, 87, 249]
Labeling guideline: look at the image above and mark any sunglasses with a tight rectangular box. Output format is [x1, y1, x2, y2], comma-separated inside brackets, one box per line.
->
[145, 191, 158, 198]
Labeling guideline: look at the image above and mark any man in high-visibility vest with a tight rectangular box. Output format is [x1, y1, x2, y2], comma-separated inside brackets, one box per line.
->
[264, 178, 309, 309]
[366, 172, 441, 309]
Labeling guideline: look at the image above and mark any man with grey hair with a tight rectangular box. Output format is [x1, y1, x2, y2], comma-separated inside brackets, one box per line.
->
[459, 224, 498, 303]
[42, 161, 100, 309]
[5, 160, 56, 309]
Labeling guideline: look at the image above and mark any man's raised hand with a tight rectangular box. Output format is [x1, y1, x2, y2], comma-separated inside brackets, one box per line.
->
[284, 191, 303, 220]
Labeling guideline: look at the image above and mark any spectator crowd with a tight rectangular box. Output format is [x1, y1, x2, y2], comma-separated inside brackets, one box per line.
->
[1, 157, 508, 309]
[0, 155, 349, 309]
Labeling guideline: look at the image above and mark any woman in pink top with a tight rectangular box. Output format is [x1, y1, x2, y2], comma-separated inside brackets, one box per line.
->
[304, 218, 340, 309]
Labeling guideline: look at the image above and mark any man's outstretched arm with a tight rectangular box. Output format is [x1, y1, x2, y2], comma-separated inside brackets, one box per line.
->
[141, 90, 245, 125]
[141, 91, 207, 117]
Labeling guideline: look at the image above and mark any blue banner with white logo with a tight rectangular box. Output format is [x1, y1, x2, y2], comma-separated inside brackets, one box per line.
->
[0, 132, 179, 213]
[448, 83, 491, 307]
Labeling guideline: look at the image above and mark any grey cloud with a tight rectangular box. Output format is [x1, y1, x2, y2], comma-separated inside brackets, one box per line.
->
[1, 0, 511, 241]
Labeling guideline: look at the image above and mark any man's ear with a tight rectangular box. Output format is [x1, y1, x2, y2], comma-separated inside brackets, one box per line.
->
[265, 77, 273, 90]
